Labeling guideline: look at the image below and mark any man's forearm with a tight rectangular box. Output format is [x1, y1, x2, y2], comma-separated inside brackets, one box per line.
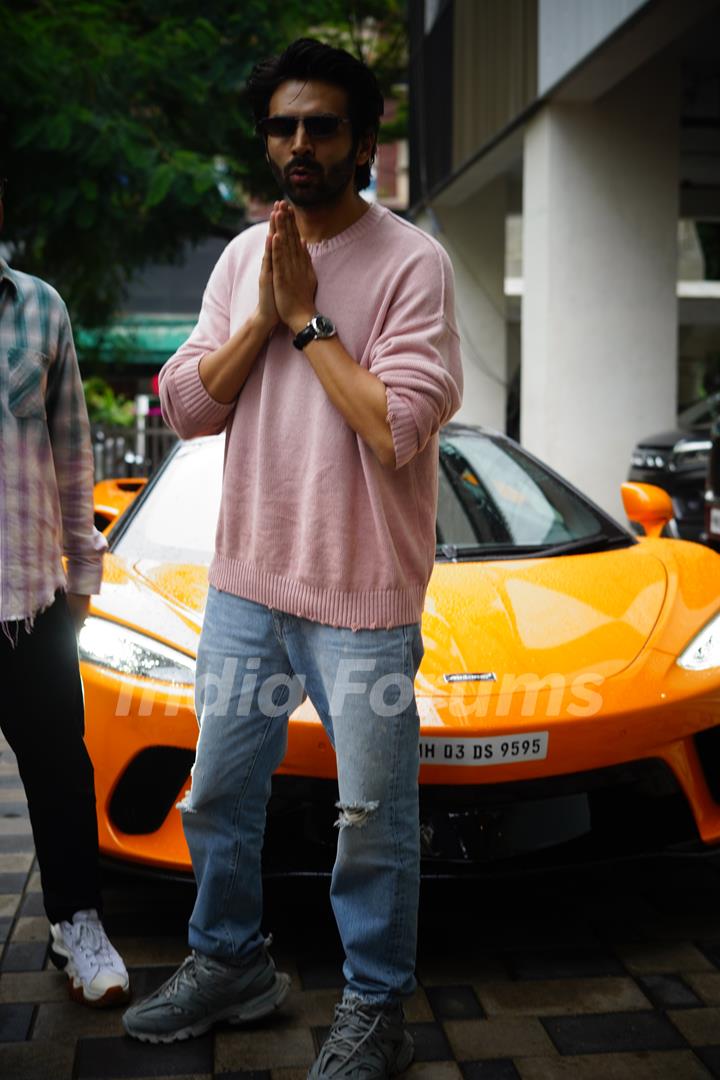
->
[299, 332, 396, 468]
[199, 313, 276, 404]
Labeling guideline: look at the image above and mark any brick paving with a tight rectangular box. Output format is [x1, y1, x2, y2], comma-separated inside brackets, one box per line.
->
[3, 731, 720, 1078]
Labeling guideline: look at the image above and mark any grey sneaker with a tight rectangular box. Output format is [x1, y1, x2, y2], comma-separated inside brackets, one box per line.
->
[308, 999, 414, 1079]
[122, 946, 290, 1043]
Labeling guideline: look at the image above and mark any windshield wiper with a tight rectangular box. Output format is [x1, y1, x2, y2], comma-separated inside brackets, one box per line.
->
[539, 534, 633, 557]
[436, 542, 548, 560]
[435, 534, 632, 561]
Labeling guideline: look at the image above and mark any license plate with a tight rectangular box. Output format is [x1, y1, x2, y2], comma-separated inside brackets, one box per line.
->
[711, 507, 720, 537]
[419, 732, 548, 765]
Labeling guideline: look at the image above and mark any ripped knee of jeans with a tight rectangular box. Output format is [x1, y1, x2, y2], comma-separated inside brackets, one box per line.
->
[176, 789, 197, 814]
[334, 800, 380, 829]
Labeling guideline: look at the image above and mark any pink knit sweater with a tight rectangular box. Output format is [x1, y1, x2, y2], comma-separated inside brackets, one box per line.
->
[159, 203, 463, 629]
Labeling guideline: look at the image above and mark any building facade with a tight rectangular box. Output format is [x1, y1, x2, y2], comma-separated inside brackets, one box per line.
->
[409, 0, 720, 519]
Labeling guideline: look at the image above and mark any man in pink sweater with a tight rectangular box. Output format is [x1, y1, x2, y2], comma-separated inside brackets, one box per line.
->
[123, 38, 462, 1078]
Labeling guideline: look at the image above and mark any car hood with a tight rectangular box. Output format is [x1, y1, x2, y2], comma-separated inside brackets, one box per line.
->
[93, 546, 668, 690]
[418, 545, 668, 696]
[91, 556, 208, 657]
[635, 428, 691, 449]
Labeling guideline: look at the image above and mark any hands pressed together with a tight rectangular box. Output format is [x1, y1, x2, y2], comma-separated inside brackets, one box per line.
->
[196, 201, 322, 405]
[258, 201, 317, 336]
[199, 197, 394, 466]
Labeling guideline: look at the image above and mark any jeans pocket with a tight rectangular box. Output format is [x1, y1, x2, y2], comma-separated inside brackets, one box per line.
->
[8, 348, 49, 419]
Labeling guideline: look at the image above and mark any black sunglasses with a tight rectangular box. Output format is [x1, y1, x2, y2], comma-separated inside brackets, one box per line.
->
[256, 114, 350, 139]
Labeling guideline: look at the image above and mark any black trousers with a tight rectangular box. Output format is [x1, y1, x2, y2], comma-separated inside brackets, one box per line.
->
[0, 592, 102, 923]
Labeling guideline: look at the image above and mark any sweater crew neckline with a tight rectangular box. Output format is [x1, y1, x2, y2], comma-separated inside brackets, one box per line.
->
[305, 201, 384, 256]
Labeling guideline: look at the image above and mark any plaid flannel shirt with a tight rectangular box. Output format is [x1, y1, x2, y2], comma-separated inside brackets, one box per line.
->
[0, 258, 106, 629]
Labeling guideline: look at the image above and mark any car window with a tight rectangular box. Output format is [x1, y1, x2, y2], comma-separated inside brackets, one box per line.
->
[113, 437, 223, 566]
[437, 432, 617, 550]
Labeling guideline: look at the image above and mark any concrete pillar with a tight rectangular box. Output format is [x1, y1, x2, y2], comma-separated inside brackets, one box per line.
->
[419, 177, 508, 431]
[521, 59, 679, 520]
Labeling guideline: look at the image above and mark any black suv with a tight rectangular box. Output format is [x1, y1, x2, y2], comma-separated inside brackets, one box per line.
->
[704, 418, 720, 551]
[628, 392, 720, 542]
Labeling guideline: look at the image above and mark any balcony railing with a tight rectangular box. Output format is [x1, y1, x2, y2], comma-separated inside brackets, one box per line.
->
[91, 415, 178, 481]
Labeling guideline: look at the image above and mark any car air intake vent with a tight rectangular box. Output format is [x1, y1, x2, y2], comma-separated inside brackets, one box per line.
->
[695, 728, 720, 804]
[109, 747, 195, 835]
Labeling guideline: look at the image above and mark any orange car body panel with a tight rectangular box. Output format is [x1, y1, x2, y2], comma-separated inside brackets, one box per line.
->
[81, 511, 720, 872]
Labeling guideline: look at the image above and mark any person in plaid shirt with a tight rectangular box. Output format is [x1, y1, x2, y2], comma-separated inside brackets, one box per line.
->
[0, 181, 129, 1006]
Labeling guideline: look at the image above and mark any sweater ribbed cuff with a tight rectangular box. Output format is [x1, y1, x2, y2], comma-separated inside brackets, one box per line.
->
[174, 358, 235, 428]
[386, 387, 420, 469]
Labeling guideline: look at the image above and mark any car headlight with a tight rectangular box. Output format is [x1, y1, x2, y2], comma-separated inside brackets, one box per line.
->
[677, 612, 720, 671]
[78, 616, 196, 684]
[632, 451, 667, 470]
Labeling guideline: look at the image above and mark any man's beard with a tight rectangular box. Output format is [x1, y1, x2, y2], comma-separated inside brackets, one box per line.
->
[269, 145, 358, 208]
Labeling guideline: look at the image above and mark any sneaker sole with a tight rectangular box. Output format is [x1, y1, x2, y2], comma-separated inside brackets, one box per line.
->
[123, 970, 292, 1044]
[68, 981, 131, 1008]
[49, 940, 130, 1008]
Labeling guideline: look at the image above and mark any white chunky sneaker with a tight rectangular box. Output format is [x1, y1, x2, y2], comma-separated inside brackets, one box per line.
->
[49, 909, 130, 1007]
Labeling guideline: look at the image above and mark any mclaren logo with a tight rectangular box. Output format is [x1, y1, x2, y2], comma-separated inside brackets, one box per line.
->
[443, 672, 497, 684]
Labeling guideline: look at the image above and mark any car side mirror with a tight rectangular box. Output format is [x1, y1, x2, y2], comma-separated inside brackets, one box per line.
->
[621, 482, 674, 539]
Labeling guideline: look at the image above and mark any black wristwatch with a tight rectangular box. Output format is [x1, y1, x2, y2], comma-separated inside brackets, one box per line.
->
[292, 313, 337, 351]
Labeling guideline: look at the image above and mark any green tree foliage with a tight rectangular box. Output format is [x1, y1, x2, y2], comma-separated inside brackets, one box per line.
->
[319, 0, 408, 142]
[82, 376, 136, 427]
[0, 0, 406, 328]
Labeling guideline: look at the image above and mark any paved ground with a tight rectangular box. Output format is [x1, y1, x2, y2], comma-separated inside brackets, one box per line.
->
[4, 733, 720, 1080]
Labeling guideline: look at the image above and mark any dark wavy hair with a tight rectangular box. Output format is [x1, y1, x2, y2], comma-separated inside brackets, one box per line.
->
[246, 37, 384, 191]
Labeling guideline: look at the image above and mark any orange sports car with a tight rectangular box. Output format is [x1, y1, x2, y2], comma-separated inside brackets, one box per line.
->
[80, 425, 720, 877]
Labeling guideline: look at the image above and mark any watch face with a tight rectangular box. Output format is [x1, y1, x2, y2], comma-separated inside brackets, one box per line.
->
[313, 315, 335, 337]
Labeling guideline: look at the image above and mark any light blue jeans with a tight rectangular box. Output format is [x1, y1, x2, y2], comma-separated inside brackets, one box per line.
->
[180, 586, 424, 1003]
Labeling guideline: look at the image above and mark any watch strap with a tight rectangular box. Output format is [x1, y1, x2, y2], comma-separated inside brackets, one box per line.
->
[292, 321, 318, 351]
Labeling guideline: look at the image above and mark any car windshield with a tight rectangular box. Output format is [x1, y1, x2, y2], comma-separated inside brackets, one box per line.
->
[113, 429, 630, 567]
[114, 437, 224, 566]
[436, 430, 629, 557]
